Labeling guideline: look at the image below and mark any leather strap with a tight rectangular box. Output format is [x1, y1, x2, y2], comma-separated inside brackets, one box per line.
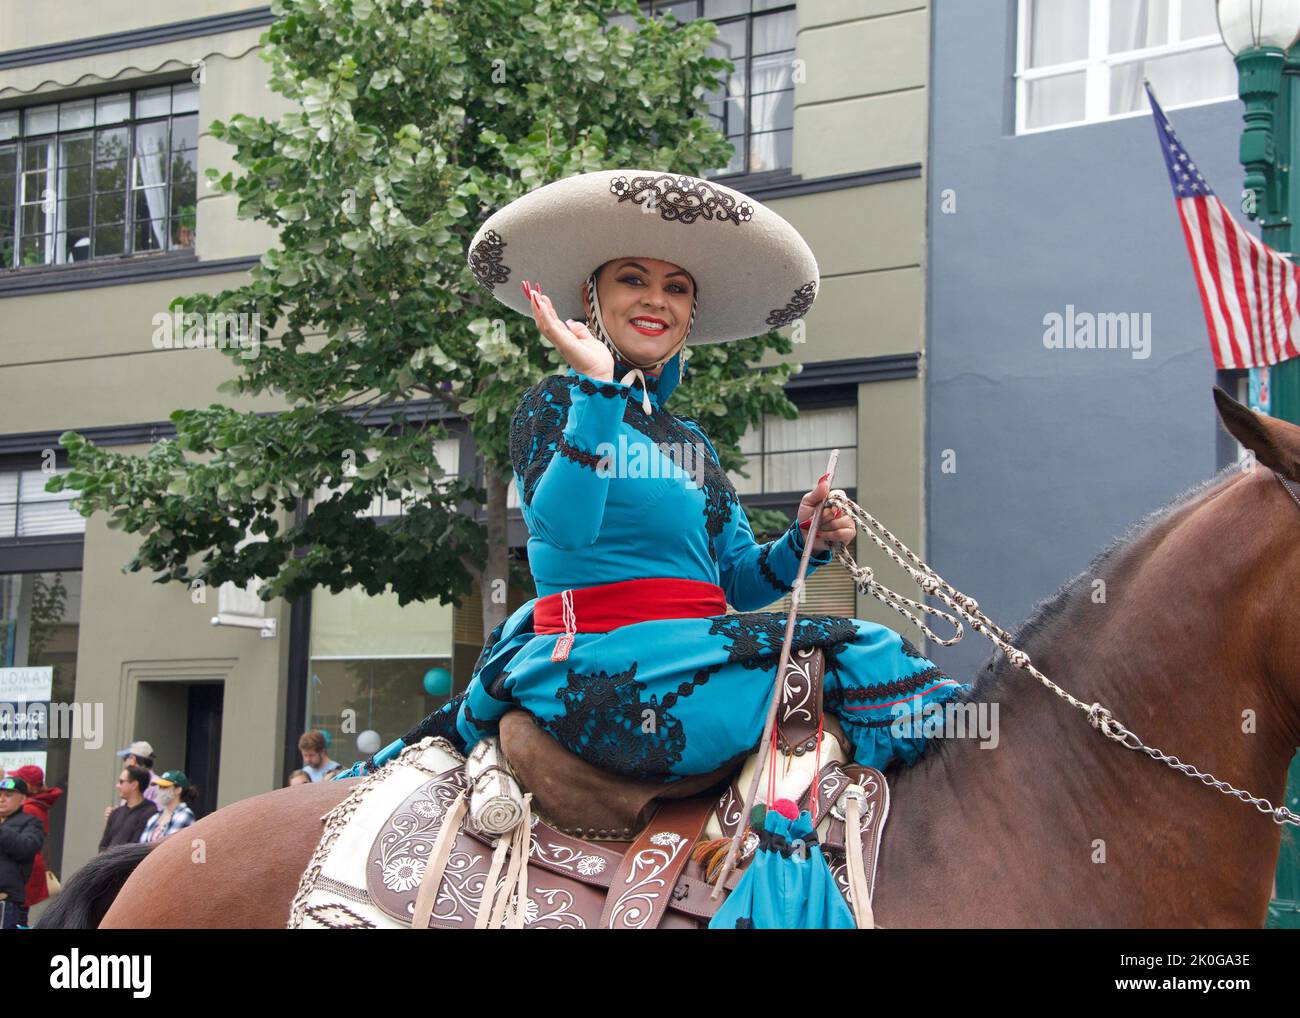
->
[411, 789, 468, 929]
[715, 782, 745, 839]
[797, 759, 852, 831]
[776, 646, 825, 755]
[598, 797, 713, 929]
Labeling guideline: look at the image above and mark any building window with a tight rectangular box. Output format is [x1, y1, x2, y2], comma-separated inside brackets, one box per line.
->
[305, 585, 454, 770]
[0, 469, 84, 538]
[1016, 0, 1236, 133]
[0, 569, 80, 878]
[0, 82, 199, 270]
[728, 405, 857, 495]
[313, 437, 460, 519]
[609, 1, 796, 176]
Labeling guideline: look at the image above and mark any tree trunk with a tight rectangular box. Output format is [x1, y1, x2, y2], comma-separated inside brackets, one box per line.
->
[481, 466, 511, 642]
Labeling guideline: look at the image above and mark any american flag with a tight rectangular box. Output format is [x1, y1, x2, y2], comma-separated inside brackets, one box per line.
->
[1147, 82, 1300, 369]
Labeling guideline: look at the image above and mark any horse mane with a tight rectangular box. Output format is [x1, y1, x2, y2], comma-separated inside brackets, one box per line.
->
[935, 461, 1244, 716]
[36, 842, 156, 929]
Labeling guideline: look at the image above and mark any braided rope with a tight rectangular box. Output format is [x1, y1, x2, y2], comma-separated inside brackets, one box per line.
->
[820, 493, 1300, 829]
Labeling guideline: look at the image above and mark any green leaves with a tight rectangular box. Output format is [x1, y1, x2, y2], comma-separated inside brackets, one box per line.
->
[61, 0, 784, 612]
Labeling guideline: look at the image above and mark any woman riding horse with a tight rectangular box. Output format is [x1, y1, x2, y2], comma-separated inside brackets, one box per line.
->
[420, 169, 970, 781]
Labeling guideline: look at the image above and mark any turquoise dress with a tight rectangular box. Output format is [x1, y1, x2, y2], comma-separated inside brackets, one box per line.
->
[419, 353, 970, 779]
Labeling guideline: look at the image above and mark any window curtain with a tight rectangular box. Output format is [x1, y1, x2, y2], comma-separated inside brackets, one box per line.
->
[762, 408, 856, 493]
[1111, 0, 1170, 113]
[135, 127, 168, 249]
[1025, 0, 1091, 127]
[740, 14, 792, 173]
[25, 139, 56, 265]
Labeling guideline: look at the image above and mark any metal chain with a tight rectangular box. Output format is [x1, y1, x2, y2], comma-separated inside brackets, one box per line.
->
[820, 493, 1300, 829]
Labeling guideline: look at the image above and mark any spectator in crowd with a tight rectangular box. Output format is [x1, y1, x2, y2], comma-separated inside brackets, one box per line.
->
[6, 765, 61, 912]
[286, 770, 312, 787]
[0, 775, 43, 930]
[116, 741, 161, 805]
[140, 771, 197, 843]
[99, 767, 157, 852]
[298, 731, 340, 782]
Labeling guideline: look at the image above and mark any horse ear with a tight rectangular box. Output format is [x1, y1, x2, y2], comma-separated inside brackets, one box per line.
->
[1213, 386, 1300, 481]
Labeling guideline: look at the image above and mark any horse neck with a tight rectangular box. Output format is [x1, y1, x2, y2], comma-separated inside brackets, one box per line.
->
[879, 469, 1298, 927]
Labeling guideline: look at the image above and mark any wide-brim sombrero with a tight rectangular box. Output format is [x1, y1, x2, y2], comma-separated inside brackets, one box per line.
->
[467, 169, 819, 344]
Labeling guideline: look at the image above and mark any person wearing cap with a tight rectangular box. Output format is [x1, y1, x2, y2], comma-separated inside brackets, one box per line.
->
[139, 771, 197, 843]
[6, 765, 61, 912]
[99, 766, 157, 852]
[0, 775, 44, 930]
[113, 741, 162, 807]
[410, 169, 971, 781]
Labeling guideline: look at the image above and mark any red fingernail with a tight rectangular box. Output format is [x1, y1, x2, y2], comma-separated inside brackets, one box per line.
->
[521, 281, 530, 299]
[799, 518, 811, 530]
[819, 473, 830, 483]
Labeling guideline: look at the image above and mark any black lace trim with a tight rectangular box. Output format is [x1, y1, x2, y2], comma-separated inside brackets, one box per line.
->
[765, 281, 817, 328]
[510, 376, 736, 553]
[485, 670, 519, 705]
[461, 701, 497, 733]
[757, 541, 788, 593]
[708, 612, 860, 683]
[899, 636, 924, 659]
[609, 173, 754, 226]
[510, 375, 633, 508]
[472, 619, 506, 676]
[850, 688, 965, 729]
[469, 229, 510, 290]
[509, 376, 571, 508]
[575, 377, 630, 399]
[822, 665, 954, 706]
[402, 693, 468, 749]
[557, 435, 608, 471]
[537, 661, 686, 779]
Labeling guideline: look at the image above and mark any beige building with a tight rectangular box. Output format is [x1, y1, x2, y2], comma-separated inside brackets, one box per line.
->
[0, 0, 932, 882]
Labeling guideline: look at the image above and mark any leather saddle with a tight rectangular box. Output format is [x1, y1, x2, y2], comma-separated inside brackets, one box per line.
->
[497, 644, 853, 840]
[367, 647, 892, 929]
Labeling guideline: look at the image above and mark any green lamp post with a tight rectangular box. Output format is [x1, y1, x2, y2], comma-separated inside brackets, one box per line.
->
[1218, 0, 1300, 929]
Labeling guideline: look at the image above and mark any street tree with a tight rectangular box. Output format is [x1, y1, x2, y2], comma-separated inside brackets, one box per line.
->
[51, 0, 806, 641]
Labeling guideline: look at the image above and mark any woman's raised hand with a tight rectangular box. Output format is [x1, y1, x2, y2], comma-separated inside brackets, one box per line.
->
[796, 473, 855, 554]
[522, 281, 615, 382]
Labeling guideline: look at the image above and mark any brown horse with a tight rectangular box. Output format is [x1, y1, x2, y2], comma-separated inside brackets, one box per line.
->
[40, 388, 1300, 928]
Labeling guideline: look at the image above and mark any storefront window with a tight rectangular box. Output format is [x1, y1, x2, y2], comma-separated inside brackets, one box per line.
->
[0, 570, 80, 876]
[305, 586, 454, 771]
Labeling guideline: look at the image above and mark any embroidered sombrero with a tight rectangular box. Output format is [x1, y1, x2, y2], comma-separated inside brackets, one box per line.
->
[466, 169, 819, 346]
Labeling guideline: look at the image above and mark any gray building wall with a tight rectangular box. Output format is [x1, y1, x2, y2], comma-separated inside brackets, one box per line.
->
[926, 0, 1246, 682]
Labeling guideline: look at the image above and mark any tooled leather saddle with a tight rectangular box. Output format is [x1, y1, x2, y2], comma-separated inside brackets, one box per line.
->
[367, 647, 890, 929]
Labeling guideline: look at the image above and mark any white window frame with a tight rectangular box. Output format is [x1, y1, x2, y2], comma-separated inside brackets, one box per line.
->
[1015, 0, 1237, 135]
[727, 404, 857, 496]
[0, 467, 84, 539]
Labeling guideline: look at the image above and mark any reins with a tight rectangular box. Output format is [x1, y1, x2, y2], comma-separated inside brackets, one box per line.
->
[819, 474, 1300, 830]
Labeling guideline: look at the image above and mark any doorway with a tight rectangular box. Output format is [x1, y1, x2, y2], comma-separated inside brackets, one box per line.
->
[185, 683, 222, 819]
[132, 679, 223, 819]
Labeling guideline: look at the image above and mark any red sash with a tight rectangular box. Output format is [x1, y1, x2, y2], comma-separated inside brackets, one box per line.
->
[534, 577, 726, 655]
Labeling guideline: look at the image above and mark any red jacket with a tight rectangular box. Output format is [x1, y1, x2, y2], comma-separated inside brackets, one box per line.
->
[21, 786, 62, 907]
